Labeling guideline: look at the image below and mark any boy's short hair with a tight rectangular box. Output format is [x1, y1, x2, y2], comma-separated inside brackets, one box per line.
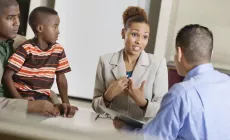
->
[28, 6, 58, 33]
[176, 24, 213, 65]
[0, 0, 18, 15]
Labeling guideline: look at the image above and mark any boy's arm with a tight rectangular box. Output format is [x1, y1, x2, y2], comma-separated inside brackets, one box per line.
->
[56, 73, 69, 104]
[4, 45, 28, 99]
[55, 47, 71, 104]
[3, 68, 22, 99]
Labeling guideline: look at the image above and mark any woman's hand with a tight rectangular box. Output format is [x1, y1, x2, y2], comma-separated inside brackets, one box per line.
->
[127, 78, 147, 107]
[113, 118, 127, 130]
[104, 76, 129, 101]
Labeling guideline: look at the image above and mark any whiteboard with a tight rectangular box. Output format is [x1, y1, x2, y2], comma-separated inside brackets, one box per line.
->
[52, 0, 139, 99]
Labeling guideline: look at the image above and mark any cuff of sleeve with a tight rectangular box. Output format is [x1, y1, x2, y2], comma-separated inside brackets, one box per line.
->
[140, 98, 148, 110]
[103, 94, 112, 107]
[56, 68, 71, 75]
[6, 64, 20, 72]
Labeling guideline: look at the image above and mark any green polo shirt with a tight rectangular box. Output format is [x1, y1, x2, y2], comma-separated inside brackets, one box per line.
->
[0, 40, 14, 97]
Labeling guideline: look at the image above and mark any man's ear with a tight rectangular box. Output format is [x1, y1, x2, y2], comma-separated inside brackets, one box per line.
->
[121, 28, 125, 39]
[177, 46, 183, 62]
[36, 25, 43, 33]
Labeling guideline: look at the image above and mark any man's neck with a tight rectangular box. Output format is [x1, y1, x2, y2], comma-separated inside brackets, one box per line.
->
[185, 61, 210, 75]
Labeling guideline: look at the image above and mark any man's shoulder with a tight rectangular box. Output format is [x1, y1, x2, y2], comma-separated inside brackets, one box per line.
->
[168, 71, 227, 97]
[169, 80, 197, 98]
[168, 83, 185, 95]
[13, 35, 26, 50]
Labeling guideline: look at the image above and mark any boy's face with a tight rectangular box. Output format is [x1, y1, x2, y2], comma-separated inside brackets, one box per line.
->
[40, 15, 60, 44]
[122, 22, 149, 56]
[0, 5, 20, 41]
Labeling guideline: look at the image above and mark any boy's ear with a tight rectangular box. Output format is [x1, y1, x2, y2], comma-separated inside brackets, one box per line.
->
[36, 25, 43, 33]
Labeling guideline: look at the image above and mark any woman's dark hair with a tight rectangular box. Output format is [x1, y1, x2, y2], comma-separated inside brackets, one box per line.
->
[122, 6, 148, 29]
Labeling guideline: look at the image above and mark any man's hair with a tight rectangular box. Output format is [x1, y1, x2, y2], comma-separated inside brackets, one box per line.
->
[28, 6, 58, 33]
[0, 0, 19, 14]
[176, 24, 213, 65]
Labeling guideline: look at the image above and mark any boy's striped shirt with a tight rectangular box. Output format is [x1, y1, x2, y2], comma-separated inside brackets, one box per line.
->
[7, 39, 71, 96]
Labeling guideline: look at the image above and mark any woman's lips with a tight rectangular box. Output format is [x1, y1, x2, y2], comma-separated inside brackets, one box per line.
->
[132, 46, 141, 51]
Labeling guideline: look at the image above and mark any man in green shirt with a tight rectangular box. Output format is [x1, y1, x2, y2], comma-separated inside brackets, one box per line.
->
[0, 40, 14, 96]
[0, 0, 77, 118]
[0, 0, 20, 97]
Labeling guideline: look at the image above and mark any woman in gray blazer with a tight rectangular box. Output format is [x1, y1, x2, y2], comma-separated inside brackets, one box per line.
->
[92, 6, 168, 119]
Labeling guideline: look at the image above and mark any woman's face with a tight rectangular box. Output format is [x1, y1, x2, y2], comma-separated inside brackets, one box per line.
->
[122, 22, 150, 56]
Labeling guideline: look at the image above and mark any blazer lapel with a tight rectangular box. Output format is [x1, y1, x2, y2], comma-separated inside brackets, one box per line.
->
[110, 50, 126, 80]
[131, 51, 149, 83]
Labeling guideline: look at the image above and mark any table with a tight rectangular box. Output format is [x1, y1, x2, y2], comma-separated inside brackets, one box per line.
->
[41, 107, 117, 133]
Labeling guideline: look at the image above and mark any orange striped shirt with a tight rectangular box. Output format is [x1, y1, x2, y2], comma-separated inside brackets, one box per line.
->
[7, 39, 71, 96]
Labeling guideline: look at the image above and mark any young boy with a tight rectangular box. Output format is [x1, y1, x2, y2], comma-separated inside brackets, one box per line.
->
[4, 6, 70, 104]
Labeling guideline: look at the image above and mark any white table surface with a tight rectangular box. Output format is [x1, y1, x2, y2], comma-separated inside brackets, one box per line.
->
[0, 107, 143, 140]
[41, 107, 117, 133]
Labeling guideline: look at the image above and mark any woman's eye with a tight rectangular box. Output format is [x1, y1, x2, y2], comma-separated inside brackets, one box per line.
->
[143, 35, 149, 39]
[132, 33, 137, 36]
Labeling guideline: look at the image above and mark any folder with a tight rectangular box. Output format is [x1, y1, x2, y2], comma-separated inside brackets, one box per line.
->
[99, 105, 147, 128]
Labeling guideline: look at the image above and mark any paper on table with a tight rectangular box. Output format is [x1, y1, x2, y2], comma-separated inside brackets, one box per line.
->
[41, 107, 117, 133]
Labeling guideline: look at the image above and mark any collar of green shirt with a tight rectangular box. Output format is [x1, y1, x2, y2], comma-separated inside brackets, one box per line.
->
[0, 39, 14, 46]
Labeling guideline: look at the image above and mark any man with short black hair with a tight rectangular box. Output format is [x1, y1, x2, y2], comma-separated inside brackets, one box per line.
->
[114, 24, 230, 140]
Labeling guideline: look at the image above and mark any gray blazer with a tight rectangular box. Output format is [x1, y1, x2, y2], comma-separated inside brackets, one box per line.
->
[92, 49, 168, 119]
